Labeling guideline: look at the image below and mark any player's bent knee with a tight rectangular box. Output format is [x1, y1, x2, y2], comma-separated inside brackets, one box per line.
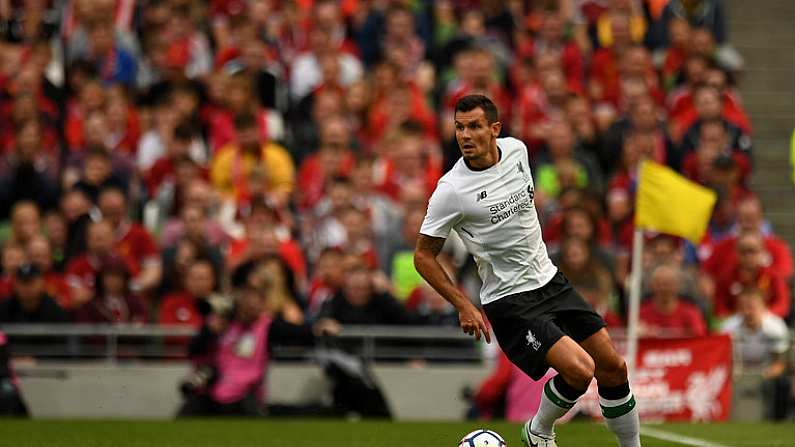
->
[597, 356, 628, 386]
[564, 355, 595, 390]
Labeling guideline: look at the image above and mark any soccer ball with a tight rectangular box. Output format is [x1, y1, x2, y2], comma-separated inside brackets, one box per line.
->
[458, 429, 507, 447]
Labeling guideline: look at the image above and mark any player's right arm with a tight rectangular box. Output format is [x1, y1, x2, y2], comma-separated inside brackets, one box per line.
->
[414, 235, 490, 343]
[414, 181, 490, 343]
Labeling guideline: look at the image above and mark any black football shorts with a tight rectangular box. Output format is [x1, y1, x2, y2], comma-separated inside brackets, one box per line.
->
[483, 271, 607, 380]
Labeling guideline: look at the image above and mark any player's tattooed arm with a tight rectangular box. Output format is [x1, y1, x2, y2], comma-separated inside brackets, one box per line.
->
[414, 234, 454, 294]
[415, 234, 446, 257]
[414, 234, 491, 343]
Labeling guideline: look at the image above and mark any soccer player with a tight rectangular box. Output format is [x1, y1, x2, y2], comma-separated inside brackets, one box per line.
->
[414, 95, 640, 447]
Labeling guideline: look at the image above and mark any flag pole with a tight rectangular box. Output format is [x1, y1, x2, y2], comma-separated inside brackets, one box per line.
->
[626, 227, 644, 381]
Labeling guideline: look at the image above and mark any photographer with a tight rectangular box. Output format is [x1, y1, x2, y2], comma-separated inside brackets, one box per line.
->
[177, 286, 339, 417]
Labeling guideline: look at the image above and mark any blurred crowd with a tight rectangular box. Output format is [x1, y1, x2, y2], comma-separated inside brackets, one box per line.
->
[0, 0, 789, 374]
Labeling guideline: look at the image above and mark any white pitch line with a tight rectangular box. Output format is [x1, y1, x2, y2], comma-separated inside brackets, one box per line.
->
[640, 427, 732, 447]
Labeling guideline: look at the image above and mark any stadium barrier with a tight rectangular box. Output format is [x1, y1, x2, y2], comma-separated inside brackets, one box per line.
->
[0, 323, 480, 362]
[0, 324, 779, 421]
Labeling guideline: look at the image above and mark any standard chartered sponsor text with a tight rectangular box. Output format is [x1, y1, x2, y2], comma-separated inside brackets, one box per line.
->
[489, 189, 531, 224]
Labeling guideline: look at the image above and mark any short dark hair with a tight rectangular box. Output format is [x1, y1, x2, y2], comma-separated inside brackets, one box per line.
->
[455, 94, 499, 124]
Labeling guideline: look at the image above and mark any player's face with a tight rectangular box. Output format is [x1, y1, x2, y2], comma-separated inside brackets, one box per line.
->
[454, 108, 500, 161]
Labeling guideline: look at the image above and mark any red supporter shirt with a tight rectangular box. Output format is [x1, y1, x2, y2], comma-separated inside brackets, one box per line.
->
[512, 82, 554, 152]
[0, 276, 13, 300]
[65, 254, 102, 291]
[515, 39, 585, 93]
[306, 278, 337, 317]
[681, 150, 751, 185]
[74, 294, 148, 323]
[373, 157, 442, 202]
[367, 86, 438, 144]
[704, 236, 794, 280]
[207, 108, 270, 153]
[114, 223, 160, 277]
[144, 157, 176, 197]
[225, 238, 307, 282]
[639, 299, 707, 337]
[589, 48, 664, 109]
[713, 266, 791, 318]
[65, 105, 141, 154]
[66, 254, 137, 291]
[159, 291, 204, 328]
[297, 150, 355, 209]
[44, 272, 73, 310]
[668, 90, 752, 137]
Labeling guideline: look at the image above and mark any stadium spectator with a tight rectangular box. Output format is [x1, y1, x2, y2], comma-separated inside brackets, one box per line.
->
[0, 120, 60, 217]
[556, 237, 616, 316]
[703, 197, 793, 280]
[306, 248, 346, 319]
[712, 232, 791, 319]
[639, 264, 707, 337]
[641, 234, 705, 306]
[676, 86, 752, 156]
[384, 207, 426, 301]
[373, 121, 441, 202]
[74, 255, 148, 324]
[600, 95, 669, 173]
[548, 206, 614, 271]
[296, 115, 356, 210]
[6, 201, 42, 247]
[69, 18, 137, 87]
[98, 188, 162, 294]
[534, 119, 603, 199]
[0, 264, 68, 323]
[226, 200, 305, 283]
[70, 147, 130, 203]
[318, 266, 414, 325]
[159, 205, 227, 272]
[210, 113, 295, 208]
[206, 73, 283, 152]
[143, 123, 208, 197]
[0, 243, 26, 300]
[681, 120, 751, 186]
[158, 179, 223, 239]
[405, 253, 459, 327]
[233, 256, 304, 325]
[65, 219, 120, 307]
[289, 26, 363, 102]
[656, 0, 727, 46]
[60, 188, 93, 263]
[336, 206, 379, 271]
[160, 260, 217, 329]
[27, 236, 71, 310]
[721, 287, 792, 419]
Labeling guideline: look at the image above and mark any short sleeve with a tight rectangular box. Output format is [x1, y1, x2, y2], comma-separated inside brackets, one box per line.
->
[420, 181, 462, 239]
[767, 317, 790, 355]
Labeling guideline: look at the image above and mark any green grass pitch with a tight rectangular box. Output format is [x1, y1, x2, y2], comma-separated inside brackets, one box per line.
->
[0, 420, 793, 446]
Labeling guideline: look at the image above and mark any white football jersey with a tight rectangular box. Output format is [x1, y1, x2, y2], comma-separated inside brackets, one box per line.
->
[420, 137, 557, 305]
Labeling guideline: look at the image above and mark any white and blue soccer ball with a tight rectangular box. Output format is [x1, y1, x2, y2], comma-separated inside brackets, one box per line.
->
[458, 429, 507, 447]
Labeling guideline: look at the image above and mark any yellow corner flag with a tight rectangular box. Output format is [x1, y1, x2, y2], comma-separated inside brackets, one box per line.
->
[635, 160, 717, 244]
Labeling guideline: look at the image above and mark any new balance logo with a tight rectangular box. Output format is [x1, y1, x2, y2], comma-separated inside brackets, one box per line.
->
[476, 190, 487, 201]
[526, 329, 541, 350]
[517, 162, 525, 174]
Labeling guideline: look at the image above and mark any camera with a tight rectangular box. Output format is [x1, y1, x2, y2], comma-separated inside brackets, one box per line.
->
[179, 365, 217, 397]
[196, 293, 235, 319]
